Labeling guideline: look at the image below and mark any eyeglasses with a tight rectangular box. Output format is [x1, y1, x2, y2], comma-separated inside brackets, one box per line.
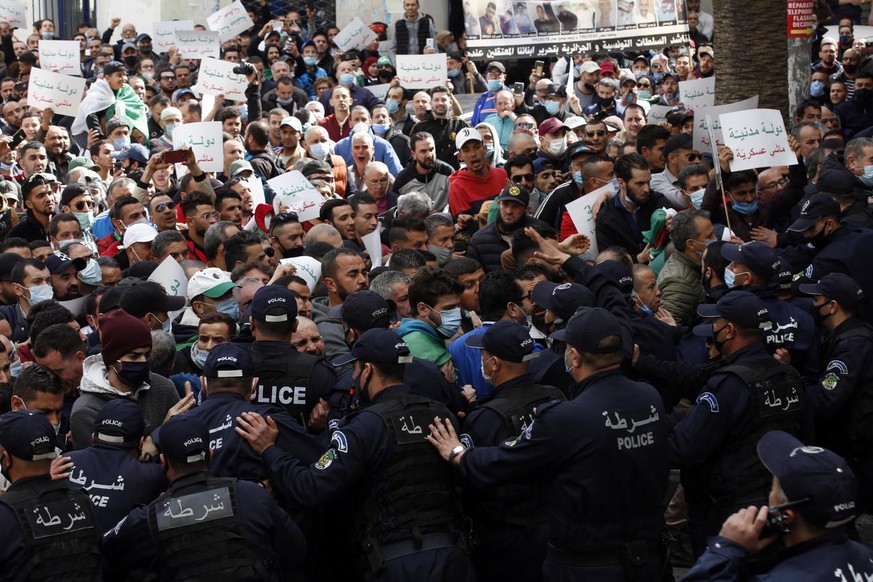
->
[155, 201, 176, 212]
[74, 199, 95, 210]
[759, 176, 789, 192]
[160, 75, 175, 81]
[684, 152, 701, 162]
[515, 123, 535, 129]
[199, 211, 221, 220]
[638, 83, 651, 88]
[586, 130, 606, 137]
[511, 173, 534, 183]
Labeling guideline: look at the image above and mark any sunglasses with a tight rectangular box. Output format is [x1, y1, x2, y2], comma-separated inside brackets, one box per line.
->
[638, 83, 651, 88]
[684, 152, 701, 162]
[511, 173, 534, 183]
[74, 199, 95, 211]
[273, 211, 300, 225]
[586, 130, 606, 137]
[155, 201, 176, 212]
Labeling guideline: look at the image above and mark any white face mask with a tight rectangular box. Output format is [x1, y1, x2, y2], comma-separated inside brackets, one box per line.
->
[309, 142, 329, 160]
[547, 138, 566, 157]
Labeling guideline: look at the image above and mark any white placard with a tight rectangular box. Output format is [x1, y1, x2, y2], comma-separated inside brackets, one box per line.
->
[27, 68, 86, 116]
[396, 54, 447, 90]
[58, 296, 87, 318]
[692, 96, 759, 152]
[149, 255, 188, 309]
[267, 170, 325, 222]
[247, 176, 265, 207]
[362, 230, 382, 269]
[152, 20, 194, 53]
[367, 83, 391, 102]
[206, 0, 254, 42]
[279, 256, 321, 292]
[678, 76, 715, 111]
[171, 122, 223, 173]
[566, 185, 609, 257]
[174, 30, 220, 59]
[720, 109, 798, 172]
[647, 104, 672, 125]
[38, 41, 81, 76]
[332, 17, 378, 52]
[192, 57, 248, 100]
[0, 0, 26, 28]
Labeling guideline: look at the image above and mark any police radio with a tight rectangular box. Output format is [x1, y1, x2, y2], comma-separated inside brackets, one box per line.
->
[759, 498, 808, 538]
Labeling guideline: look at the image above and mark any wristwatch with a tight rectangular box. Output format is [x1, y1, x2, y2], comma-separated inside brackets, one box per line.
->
[448, 444, 466, 463]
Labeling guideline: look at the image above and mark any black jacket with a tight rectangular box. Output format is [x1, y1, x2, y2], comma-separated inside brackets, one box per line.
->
[466, 215, 544, 273]
[595, 192, 669, 259]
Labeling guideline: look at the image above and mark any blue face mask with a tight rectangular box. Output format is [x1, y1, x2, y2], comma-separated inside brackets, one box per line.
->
[448, 68, 460, 78]
[572, 170, 585, 187]
[9, 358, 20, 378]
[563, 350, 573, 373]
[609, 177, 620, 195]
[113, 135, 131, 152]
[339, 73, 356, 87]
[860, 165, 873, 187]
[191, 343, 209, 369]
[632, 291, 655, 317]
[731, 199, 759, 215]
[810, 80, 826, 97]
[688, 188, 705, 208]
[386, 98, 401, 114]
[487, 79, 503, 92]
[434, 306, 462, 338]
[544, 101, 560, 115]
[216, 298, 240, 321]
[239, 104, 248, 121]
[26, 284, 53, 306]
[372, 123, 390, 135]
[638, 90, 651, 100]
[653, 72, 665, 83]
[303, 56, 318, 67]
[164, 123, 178, 139]
[724, 268, 736, 288]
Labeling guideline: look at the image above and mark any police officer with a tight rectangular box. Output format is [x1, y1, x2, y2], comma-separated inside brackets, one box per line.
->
[685, 431, 873, 580]
[236, 328, 475, 582]
[329, 290, 464, 424]
[54, 399, 167, 534]
[0, 410, 102, 581]
[248, 285, 337, 429]
[460, 319, 565, 582]
[672, 290, 808, 555]
[102, 414, 306, 580]
[428, 308, 670, 581]
[798, 273, 873, 510]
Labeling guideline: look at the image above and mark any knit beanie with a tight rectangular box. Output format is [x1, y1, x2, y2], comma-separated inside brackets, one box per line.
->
[101, 309, 152, 367]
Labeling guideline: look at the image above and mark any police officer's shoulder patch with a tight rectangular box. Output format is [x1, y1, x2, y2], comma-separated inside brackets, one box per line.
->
[822, 373, 839, 391]
[826, 360, 848, 375]
[696, 392, 719, 413]
[331, 431, 348, 453]
[315, 449, 336, 470]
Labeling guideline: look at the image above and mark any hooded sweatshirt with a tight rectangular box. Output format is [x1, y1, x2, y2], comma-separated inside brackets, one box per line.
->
[396, 318, 452, 367]
[311, 297, 349, 359]
[70, 355, 180, 449]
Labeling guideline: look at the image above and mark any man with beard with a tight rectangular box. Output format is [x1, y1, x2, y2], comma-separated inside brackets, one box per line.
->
[411, 86, 471, 171]
[291, 317, 326, 356]
[319, 199, 356, 242]
[835, 72, 873, 135]
[311, 248, 368, 358]
[7, 174, 55, 242]
[467, 184, 546, 272]
[448, 128, 507, 217]
[269, 212, 305, 260]
[43, 251, 85, 301]
[394, 132, 453, 212]
[277, 116, 305, 170]
[182, 191, 219, 263]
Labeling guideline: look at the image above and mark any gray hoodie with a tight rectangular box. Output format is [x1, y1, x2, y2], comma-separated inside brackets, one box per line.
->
[70, 355, 180, 449]
[310, 297, 348, 360]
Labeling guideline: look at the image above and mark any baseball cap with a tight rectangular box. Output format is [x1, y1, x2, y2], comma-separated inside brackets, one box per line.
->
[43, 251, 86, 274]
[280, 116, 303, 132]
[93, 399, 146, 447]
[120, 223, 158, 249]
[104, 61, 125, 75]
[455, 127, 483, 149]
[816, 159, 856, 197]
[172, 88, 196, 102]
[297, 159, 333, 179]
[187, 268, 237, 300]
[551, 307, 624, 353]
[594, 260, 634, 294]
[329, 290, 390, 330]
[116, 144, 150, 165]
[533, 158, 557, 174]
[250, 284, 297, 322]
[59, 183, 88, 207]
[662, 132, 694, 157]
[136, 33, 152, 42]
[787, 194, 842, 232]
[799, 273, 865, 308]
[538, 117, 567, 136]
[156, 415, 209, 464]
[578, 61, 600, 74]
[68, 156, 99, 172]
[564, 115, 587, 130]
[697, 45, 714, 59]
[435, 30, 453, 42]
[0, 180, 19, 204]
[531, 281, 595, 322]
[486, 61, 505, 73]
[758, 430, 857, 529]
[720, 241, 781, 282]
[495, 184, 530, 207]
[0, 410, 58, 461]
[693, 290, 772, 336]
[465, 320, 537, 363]
[121, 42, 138, 54]
[333, 328, 414, 366]
[599, 61, 615, 74]
[0, 252, 22, 282]
[376, 55, 392, 66]
[106, 117, 128, 136]
[202, 343, 256, 378]
[542, 84, 565, 98]
[566, 141, 596, 160]
[229, 159, 254, 178]
[119, 280, 186, 318]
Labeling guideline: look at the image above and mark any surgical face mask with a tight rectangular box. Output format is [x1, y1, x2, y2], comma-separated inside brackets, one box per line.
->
[164, 123, 179, 139]
[544, 101, 560, 115]
[632, 291, 655, 317]
[78, 259, 103, 286]
[547, 137, 566, 157]
[563, 350, 573, 373]
[276, 95, 294, 106]
[428, 244, 453, 266]
[487, 79, 503, 92]
[41, 32, 54, 40]
[512, 302, 532, 331]
[113, 360, 151, 387]
[191, 343, 209, 369]
[0, 162, 14, 171]
[113, 135, 131, 152]
[731, 199, 759, 215]
[480, 356, 494, 384]
[638, 90, 651, 100]
[26, 284, 53, 306]
[724, 268, 736, 288]
[609, 178, 620, 195]
[309, 142, 329, 160]
[688, 188, 705, 208]
[303, 56, 318, 67]
[859, 165, 873, 187]
[10, 358, 20, 378]
[153, 313, 172, 334]
[339, 73, 356, 87]
[386, 98, 401, 114]
[239, 105, 248, 121]
[572, 170, 585, 187]
[75, 210, 94, 230]
[448, 68, 460, 78]
[653, 72, 665, 83]
[216, 297, 240, 321]
[434, 306, 462, 338]
[372, 123, 390, 136]
[810, 80, 826, 98]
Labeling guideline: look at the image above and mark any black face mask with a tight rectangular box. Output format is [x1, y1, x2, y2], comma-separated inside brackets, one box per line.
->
[123, 55, 139, 67]
[711, 324, 729, 354]
[844, 64, 858, 75]
[855, 89, 873, 105]
[808, 222, 831, 248]
[584, 82, 596, 92]
[810, 301, 832, 326]
[354, 366, 371, 406]
[280, 245, 304, 258]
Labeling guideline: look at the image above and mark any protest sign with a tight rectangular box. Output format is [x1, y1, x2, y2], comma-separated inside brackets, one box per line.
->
[647, 104, 672, 125]
[171, 122, 224, 173]
[149, 256, 188, 318]
[174, 30, 220, 59]
[396, 54, 447, 89]
[38, 41, 81, 76]
[332, 17, 378, 52]
[461, 0, 689, 60]
[267, 171, 325, 222]
[206, 0, 254, 41]
[692, 96, 759, 152]
[279, 256, 321, 292]
[679, 76, 715, 111]
[367, 83, 391, 101]
[362, 230, 382, 269]
[152, 20, 194, 53]
[193, 57, 248, 99]
[0, 0, 26, 28]
[27, 68, 86, 116]
[720, 109, 797, 172]
[566, 185, 609, 258]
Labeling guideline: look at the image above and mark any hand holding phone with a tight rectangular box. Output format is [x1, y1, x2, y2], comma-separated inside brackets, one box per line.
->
[162, 149, 188, 164]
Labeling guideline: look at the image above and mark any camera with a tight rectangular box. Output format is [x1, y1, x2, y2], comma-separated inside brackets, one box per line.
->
[232, 61, 256, 76]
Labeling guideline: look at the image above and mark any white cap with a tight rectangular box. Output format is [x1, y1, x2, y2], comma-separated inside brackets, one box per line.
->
[564, 115, 587, 130]
[280, 116, 303, 132]
[120, 223, 158, 249]
[187, 267, 237, 300]
[579, 61, 600, 74]
[455, 127, 483, 149]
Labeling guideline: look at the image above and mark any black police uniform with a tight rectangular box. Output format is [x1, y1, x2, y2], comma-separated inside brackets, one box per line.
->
[102, 472, 306, 580]
[260, 384, 475, 581]
[65, 443, 168, 533]
[0, 476, 102, 582]
[250, 339, 337, 428]
[459, 373, 565, 582]
[459, 369, 670, 581]
[669, 343, 808, 555]
[749, 285, 819, 378]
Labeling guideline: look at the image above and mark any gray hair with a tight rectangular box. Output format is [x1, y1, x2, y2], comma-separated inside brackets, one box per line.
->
[397, 192, 433, 217]
[152, 229, 186, 260]
[149, 330, 177, 377]
[424, 212, 453, 238]
[304, 223, 342, 246]
[369, 270, 411, 299]
[351, 131, 374, 148]
[203, 220, 238, 261]
[669, 208, 710, 252]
